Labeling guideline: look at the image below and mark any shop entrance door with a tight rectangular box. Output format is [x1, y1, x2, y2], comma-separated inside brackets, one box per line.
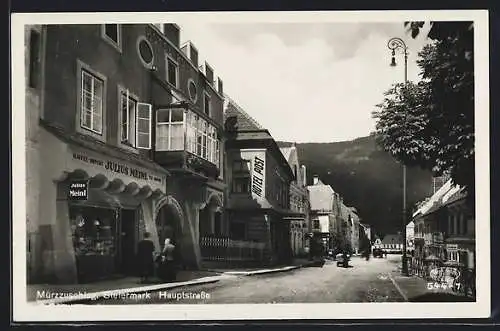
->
[120, 209, 138, 275]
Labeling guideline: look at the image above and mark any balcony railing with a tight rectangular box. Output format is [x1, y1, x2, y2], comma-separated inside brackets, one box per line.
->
[200, 235, 266, 262]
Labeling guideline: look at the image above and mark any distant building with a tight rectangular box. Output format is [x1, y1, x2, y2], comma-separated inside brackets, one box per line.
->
[307, 176, 337, 250]
[279, 144, 310, 257]
[380, 234, 404, 253]
[359, 223, 372, 242]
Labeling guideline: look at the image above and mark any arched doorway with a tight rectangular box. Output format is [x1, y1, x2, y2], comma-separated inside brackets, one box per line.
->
[199, 193, 224, 237]
[155, 199, 183, 253]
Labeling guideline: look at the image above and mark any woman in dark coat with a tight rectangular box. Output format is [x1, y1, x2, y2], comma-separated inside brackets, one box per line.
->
[137, 232, 155, 283]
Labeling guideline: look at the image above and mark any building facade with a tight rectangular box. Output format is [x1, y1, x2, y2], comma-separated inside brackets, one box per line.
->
[25, 25, 43, 284]
[412, 178, 475, 288]
[279, 144, 310, 257]
[26, 23, 227, 284]
[224, 98, 295, 265]
[307, 176, 337, 252]
[146, 24, 226, 269]
[380, 234, 404, 253]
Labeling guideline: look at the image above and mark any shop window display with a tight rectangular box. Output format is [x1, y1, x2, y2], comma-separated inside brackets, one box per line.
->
[70, 205, 118, 282]
[70, 206, 117, 257]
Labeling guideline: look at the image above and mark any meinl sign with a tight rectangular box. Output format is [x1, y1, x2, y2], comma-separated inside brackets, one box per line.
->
[68, 180, 88, 200]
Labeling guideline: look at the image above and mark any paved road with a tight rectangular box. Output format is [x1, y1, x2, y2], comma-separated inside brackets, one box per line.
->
[93, 255, 410, 304]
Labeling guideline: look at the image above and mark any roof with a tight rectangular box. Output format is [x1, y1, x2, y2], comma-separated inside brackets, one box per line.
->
[223, 96, 264, 131]
[412, 179, 466, 218]
[381, 234, 403, 245]
[40, 120, 170, 175]
[279, 147, 293, 163]
[307, 182, 334, 211]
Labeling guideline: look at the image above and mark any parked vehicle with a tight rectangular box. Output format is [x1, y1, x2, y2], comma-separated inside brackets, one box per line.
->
[336, 253, 350, 267]
[373, 248, 385, 258]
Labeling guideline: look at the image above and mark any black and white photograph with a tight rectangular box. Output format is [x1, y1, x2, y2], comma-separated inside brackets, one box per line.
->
[12, 10, 490, 321]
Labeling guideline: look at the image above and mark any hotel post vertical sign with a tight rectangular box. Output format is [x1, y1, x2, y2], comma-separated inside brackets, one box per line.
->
[252, 156, 265, 197]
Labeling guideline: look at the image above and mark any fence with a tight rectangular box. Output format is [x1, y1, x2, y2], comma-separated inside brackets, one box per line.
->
[199, 235, 266, 262]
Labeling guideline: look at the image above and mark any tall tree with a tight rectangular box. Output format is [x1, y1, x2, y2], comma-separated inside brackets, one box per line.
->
[373, 22, 475, 207]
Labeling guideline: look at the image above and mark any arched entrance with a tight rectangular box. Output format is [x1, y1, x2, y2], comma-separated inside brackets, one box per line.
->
[199, 193, 224, 236]
[155, 197, 184, 252]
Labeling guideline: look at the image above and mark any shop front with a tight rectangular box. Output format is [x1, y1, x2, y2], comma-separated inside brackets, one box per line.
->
[32, 126, 168, 284]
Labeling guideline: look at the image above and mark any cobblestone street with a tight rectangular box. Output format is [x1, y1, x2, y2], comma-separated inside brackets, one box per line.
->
[92, 255, 423, 304]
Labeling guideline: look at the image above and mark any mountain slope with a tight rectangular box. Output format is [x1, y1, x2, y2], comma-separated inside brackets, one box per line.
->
[278, 136, 434, 237]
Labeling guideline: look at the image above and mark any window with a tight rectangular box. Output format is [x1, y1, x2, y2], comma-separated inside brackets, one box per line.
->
[188, 79, 198, 103]
[70, 205, 117, 258]
[166, 55, 179, 87]
[162, 109, 222, 165]
[203, 92, 211, 116]
[81, 70, 104, 134]
[137, 36, 154, 68]
[232, 177, 251, 193]
[120, 90, 137, 146]
[29, 29, 41, 88]
[136, 103, 152, 149]
[102, 24, 121, 50]
[233, 159, 251, 172]
[156, 108, 185, 151]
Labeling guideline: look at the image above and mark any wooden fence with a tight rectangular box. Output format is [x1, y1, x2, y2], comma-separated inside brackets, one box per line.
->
[199, 235, 266, 262]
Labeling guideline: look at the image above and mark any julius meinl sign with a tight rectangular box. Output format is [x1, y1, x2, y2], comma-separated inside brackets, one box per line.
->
[72, 152, 163, 184]
[69, 180, 88, 200]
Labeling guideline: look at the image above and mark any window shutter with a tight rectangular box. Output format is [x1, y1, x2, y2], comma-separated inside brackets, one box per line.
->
[136, 103, 152, 149]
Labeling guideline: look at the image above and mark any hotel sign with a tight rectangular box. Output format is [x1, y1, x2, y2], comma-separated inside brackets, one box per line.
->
[251, 156, 265, 197]
[68, 180, 88, 200]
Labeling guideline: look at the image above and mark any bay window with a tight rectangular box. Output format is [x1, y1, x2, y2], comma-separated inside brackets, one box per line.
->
[155, 108, 222, 167]
[156, 108, 185, 151]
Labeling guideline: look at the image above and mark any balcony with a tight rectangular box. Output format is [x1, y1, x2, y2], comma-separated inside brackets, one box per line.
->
[154, 105, 222, 179]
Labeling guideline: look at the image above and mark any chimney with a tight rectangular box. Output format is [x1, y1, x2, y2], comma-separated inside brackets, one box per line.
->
[162, 23, 181, 48]
[313, 175, 319, 185]
[204, 62, 214, 85]
[301, 165, 307, 187]
[181, 41, 199, 67]
[217, 77, 224, 95]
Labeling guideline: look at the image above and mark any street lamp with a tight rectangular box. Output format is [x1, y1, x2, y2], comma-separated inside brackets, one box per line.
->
[387, 37, 409, 277]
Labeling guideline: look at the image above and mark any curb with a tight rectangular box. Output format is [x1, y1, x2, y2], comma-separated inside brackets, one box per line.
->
[224, 265, 302, 276]
[35, 275, 235, 305]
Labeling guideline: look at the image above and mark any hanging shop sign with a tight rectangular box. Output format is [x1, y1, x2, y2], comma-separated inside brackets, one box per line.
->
[72, 152, 164, 184]
[68, 180, 88, 200]
[251, 156, 265, 197]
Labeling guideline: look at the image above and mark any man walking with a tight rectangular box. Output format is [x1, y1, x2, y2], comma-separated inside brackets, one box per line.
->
[137, 232, 155, 284]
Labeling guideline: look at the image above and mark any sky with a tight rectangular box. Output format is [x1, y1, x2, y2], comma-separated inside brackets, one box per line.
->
[175, 21, 432, 143]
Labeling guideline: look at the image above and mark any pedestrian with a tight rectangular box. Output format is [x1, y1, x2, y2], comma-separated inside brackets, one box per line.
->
[159, 237, 176, 282]
[137, 232, 155, 284]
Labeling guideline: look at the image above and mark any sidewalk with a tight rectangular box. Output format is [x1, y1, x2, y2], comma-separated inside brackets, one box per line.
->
[388, 269, 475, 302]
[204, 258, 315, 275]
[28, 260, 315, 305]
